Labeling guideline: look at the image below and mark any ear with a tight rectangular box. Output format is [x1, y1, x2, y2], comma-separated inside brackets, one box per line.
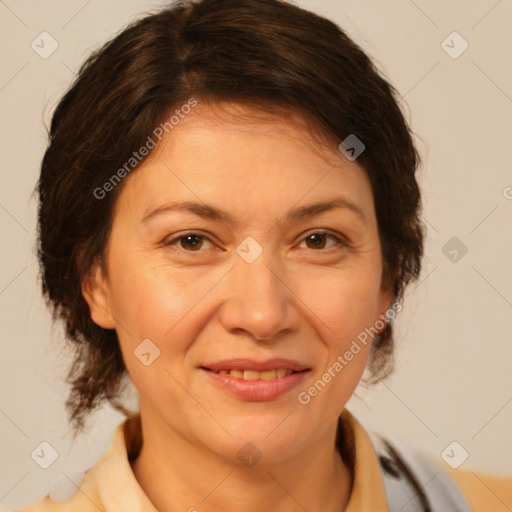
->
[81, 263, 116, 329]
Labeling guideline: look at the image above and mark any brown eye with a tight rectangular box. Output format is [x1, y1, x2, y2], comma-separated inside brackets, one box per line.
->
[179, 234, 203, 251]
[300, 232, 345, 251]
[165, 233, 214, 252]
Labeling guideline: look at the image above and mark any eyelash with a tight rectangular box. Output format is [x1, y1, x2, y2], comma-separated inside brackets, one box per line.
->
[163, 230, 348, 254]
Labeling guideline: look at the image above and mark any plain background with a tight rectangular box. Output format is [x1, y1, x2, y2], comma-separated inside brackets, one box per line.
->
[1, 0, 511, 508]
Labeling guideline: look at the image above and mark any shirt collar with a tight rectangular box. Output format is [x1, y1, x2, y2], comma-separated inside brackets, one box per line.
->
[85, 409, 388, 511]
[339, 409, 390, 511]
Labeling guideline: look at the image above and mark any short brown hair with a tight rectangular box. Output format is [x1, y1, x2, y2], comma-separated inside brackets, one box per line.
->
[37, 0, 423, 433]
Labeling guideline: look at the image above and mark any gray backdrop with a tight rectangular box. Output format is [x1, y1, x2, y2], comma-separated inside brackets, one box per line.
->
[1, 0, 511, 509]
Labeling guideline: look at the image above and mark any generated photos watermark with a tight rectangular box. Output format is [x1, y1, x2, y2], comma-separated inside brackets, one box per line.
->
[93, 97, 198, 200]
[297, 302, 402, 405]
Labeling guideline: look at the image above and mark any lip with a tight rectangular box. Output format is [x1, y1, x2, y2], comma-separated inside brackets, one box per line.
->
[200, 358, 311, 401]
[201, 358, 310, 372]
[202, 369, 309, 401]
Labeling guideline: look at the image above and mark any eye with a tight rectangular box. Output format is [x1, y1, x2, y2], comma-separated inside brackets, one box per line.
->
[164, 232, 214, 252]
[163, 230, 347, 254]
[298, 231, 346, 251]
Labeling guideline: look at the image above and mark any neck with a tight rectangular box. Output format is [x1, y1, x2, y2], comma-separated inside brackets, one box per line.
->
[131, 411, 353, 512]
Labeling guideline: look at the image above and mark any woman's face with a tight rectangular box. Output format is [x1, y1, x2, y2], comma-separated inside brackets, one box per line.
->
[84, 102, 392, 464]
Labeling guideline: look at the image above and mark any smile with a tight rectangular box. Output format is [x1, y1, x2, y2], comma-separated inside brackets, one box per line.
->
[201, 365, 311, 401]
[208, 368, 299, 380]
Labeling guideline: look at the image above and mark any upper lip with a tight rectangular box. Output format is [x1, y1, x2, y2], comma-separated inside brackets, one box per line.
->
[201, 358, 310, 372]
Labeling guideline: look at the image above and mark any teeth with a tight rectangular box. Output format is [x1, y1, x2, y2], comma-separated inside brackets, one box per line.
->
[243, 370, 260, 380]
[260, 370, 277, 380]
[216, 368, 295, 380]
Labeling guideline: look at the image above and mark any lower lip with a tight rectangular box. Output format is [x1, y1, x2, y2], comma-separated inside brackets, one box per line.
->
[201, 369, 309, 401]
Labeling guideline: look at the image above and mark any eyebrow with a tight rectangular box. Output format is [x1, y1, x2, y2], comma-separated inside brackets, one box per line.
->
[141, 196, 367, 227]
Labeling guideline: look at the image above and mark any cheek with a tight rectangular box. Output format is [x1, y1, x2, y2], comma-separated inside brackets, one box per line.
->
[105, 247, 228, 373]
[298, 264, 384, 343]
[105, 246, 196, 353]
[109, 268, 178, 334]
[105, 254, 198, 400]
[293, 272, 382, 417]
[108, 236, 222, 329]
[297, 267, 382, 377]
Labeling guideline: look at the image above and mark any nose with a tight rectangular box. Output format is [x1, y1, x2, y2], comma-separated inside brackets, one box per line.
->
[218, 250, 300, 341]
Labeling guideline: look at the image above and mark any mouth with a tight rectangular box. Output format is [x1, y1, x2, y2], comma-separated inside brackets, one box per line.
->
[201, 367, 309, 380]
[199, 359, 311, 401]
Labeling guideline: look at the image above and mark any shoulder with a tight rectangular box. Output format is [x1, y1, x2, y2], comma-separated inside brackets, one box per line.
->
[365, 427, 512, 512]
[9, 471, 103, 512]
[11, 496, 62, 512]
[448, 466, 512, 512]
[10, 415, 152, 512]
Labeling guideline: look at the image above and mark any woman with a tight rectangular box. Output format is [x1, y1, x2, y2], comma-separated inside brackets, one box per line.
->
[18, 0, 511, 510]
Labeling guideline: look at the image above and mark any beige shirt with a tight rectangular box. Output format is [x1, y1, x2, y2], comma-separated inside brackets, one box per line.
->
[16, 410, 512, 511]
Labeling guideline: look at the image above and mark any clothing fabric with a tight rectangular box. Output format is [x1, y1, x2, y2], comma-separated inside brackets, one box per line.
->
[368, 433, 472, 511]
[14, 410, 512, 511]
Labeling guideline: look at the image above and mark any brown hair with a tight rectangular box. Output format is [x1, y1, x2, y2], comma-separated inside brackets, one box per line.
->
[37, 0, 423, 434]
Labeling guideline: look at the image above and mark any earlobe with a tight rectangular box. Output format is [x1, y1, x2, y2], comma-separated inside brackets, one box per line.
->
[81, 264, 116, 329]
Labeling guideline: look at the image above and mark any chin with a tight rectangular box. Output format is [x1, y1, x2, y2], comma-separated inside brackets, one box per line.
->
[205, 415, 309, 460]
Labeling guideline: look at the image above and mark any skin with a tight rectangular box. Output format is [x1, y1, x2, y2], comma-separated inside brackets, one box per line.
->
[83, 101, 393, 512]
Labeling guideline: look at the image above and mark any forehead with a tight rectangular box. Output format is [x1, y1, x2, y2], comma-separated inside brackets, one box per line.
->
[154, 101, 344, 164]
[113, 101, 374, 224]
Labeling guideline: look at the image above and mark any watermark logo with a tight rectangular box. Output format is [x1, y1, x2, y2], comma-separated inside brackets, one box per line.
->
[441, 441, 469, 469]
[134, 338, 161, 366]
[442, 236, 468, 263]
[237, 442, 262, 468]
[31, 32, 59, 59]
[441, 32, 469, 60]
[338, 134, 365, 161]
[31, 441, 59, 469]
[236, 236, 263, 264]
